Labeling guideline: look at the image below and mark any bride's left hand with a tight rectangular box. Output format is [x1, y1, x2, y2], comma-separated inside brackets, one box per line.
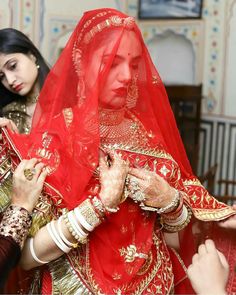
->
[128, 168, 176, 208]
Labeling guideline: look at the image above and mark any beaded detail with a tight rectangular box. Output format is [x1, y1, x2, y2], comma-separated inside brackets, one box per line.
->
[0, 205, 32, 249]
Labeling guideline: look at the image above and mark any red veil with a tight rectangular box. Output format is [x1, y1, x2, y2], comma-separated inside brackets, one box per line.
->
[3, 8, 236, 294]
[7, 8, 193, 208]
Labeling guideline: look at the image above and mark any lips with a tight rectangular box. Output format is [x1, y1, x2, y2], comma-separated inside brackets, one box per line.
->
[13, 83, 23, 92]
[113, 87, 127, 96]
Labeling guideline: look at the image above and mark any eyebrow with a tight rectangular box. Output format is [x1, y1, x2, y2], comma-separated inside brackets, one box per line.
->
[102, 54, 142, 61]
[0, 59, 15, 72]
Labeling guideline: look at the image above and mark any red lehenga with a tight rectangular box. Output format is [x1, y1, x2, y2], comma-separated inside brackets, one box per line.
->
[2, 8, 236, 295]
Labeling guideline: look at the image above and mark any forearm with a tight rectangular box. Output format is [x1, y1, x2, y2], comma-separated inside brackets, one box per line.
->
[20, 225, 66, 270]
[20, 198, 106, 270]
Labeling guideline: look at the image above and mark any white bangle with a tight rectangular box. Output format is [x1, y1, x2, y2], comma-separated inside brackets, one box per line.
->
[29, 238, 49, 264]
[68, 211, 88, 238]
[74, 207, 94, 232]
[46, 221, 71, 253]
[58, 216, 78, 248]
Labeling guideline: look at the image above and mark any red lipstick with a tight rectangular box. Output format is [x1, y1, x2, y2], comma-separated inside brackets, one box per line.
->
[13, 84, 23, 92]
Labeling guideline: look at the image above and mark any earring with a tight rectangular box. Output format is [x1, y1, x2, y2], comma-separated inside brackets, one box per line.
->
[36, 64, 40, 69]
[77, 76, 86, 107]
[126, 74, 138, 109]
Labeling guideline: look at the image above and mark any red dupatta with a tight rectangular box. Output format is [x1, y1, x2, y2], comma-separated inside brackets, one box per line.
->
[7, 8, 193, 209]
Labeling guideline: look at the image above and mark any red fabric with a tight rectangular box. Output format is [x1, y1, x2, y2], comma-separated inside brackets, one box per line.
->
[7, 9, 193, 210]
[2, 8, 236, 294]
[41, 268, 52, 295]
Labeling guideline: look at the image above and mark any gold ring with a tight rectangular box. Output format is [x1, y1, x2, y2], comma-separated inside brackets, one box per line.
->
[23, 168, 36, 181]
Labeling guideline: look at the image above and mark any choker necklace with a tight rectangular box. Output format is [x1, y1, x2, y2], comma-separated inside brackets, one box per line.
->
[99, 107, 125, 126]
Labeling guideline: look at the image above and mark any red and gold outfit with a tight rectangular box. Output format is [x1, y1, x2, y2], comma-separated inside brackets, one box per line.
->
[1, 8, 236, 295]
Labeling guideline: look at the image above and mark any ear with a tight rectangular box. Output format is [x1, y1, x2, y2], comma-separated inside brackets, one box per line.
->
[29, 53, 37, 63]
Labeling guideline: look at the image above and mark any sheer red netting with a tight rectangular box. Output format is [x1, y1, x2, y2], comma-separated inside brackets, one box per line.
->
[3, 8, 236, 294]
[7, 9, 193, 209]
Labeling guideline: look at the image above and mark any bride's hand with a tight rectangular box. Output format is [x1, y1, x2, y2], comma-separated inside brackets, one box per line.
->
[128, 168, 176, 208]
[99, 151, 129, 209]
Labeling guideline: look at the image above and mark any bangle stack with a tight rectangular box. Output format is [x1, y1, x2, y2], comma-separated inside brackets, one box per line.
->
[161, 193, 184, 221]
[47, 220, 72, 253]
[161, 205, 192, 232]
[41, 196, 120, 259]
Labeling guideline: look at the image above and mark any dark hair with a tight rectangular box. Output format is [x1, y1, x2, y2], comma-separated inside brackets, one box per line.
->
[0, 28, 50, 108]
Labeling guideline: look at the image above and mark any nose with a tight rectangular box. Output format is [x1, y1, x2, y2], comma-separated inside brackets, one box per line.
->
[5, 71, 16, 87]
[118, 63, 132, 85]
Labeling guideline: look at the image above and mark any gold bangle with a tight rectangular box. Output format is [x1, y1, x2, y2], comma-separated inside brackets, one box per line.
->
[78, 199, 101, 229]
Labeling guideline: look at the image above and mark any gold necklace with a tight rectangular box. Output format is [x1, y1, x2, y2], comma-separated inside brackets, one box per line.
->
[99, 108, 149, 146]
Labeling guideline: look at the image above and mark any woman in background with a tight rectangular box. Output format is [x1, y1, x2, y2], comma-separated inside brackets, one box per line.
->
[0, 28, 50, 293]
[0, 28, 50, 133]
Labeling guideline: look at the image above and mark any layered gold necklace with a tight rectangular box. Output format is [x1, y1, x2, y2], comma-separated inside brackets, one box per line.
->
[99, 108, 149, 147]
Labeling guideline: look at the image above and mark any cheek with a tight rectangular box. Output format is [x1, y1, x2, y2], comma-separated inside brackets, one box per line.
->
[24, 61, 38, 83]
[1, 80, 10, 90]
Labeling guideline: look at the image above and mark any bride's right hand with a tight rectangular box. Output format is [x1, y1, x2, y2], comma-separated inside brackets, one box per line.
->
[99, 151, 129, 209]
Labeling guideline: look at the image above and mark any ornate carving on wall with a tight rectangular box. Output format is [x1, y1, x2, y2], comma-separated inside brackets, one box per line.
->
[0, 0, 14, 28]
[139, 22, 203, 85]
[20, 0, 37, 41]
[202, 0, 225, 114]
[221, 0, 236, 117]
[48, 17, 77, 64]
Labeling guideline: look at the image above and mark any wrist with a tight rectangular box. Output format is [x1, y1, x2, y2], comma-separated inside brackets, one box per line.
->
[11, 201, 33, 214]
[99, 190, 118, 209]
[92, 195, 119, 217]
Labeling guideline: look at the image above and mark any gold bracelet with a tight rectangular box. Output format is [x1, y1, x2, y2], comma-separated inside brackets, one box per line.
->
[78, 199, 101, 229]
[140, 189, 180, 214]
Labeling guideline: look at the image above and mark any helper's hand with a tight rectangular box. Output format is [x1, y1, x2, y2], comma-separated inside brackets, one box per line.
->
[12, 158, 48, 213]
[187, 239, 229, 295]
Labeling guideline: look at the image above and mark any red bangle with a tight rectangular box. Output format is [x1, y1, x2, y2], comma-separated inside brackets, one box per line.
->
[162, 193, 184, 221]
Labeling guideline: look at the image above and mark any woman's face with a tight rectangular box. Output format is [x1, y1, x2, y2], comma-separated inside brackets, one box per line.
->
[0, 52, 38, 96]
[87, 30, 142, 110]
